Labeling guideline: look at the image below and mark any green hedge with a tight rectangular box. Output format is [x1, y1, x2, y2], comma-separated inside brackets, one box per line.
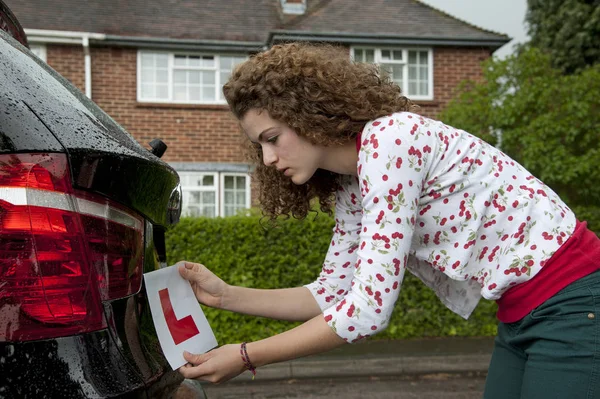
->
[165, 213, 498, 344]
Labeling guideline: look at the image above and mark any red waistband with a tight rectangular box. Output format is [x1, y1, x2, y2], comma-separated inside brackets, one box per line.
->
[496, 221, 600, 323]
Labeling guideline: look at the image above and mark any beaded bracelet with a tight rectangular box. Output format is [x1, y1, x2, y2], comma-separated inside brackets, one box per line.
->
[240, 342, 256, 380]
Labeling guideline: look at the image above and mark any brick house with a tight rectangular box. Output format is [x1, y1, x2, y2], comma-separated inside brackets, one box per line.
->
[7, 0, 509, 217]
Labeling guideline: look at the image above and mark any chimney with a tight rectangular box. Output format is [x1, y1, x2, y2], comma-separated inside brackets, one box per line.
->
[281, 0, 307, 15]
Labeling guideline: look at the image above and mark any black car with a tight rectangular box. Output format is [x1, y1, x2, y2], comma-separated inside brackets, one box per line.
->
[0, 1, 206, 397]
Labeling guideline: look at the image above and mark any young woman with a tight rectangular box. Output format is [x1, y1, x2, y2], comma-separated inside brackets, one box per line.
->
[177, 43, 600, 398]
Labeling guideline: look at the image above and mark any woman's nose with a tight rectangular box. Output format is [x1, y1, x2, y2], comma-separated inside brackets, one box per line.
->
[262, 146, 277, 166]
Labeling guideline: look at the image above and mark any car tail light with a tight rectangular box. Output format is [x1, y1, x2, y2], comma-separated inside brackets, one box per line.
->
[0, 153, 144, 341]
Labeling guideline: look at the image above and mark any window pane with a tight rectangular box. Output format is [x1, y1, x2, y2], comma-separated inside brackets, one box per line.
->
[224, 176, 234, 189]
[156, 55, 168, 68]
[189, 71, 200, 84]
[408, 51, 417, 65]
[381, 50, 391, 61]
[188, 56, 201, 67]
[141, 68, 153, 82]
[141, 84, 154, 98]
[141, 53, 154, 65]
[409, 65, 417, 80]
[202, 87, 215, 101]
[224, 191, 234, 205]
[203, 206, 216, 218]
[189, 87, 201, 101]
[202, 192, 216, 204]
[174, 84, 187, 101]
[236, 176, 245, 188]
[189, 191, 201, 204]
[220, 71, 230, 85]
[392, 50, 402, 61]
[186, 206, 200, 217]
[365, 49, 375, 63]
[224, 206, 235, 217]
[156, 85, 168, 99]
[202, 175, 214, 186]
[174, 70, 187, 84]
[174, 55, 187, 66]
[420, 66, 428, 78]
[354, 49, 363, 61]
[201, 56, 215, 68]
[409, 81, 417, 95]
[156, 69, 168, 83]
[220, 57, 233, 69]
[236, 192, 245, 205]
[420, 82, 428, 95]
[202, 71, 215, 85]
[420, 51, 428, 63]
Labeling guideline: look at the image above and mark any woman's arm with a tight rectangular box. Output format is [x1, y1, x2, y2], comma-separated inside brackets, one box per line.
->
[179, 314, 346, 383]
[222, 285, 322, 321]
[246, 313, 346, 366]
[178, 262, 321, 322]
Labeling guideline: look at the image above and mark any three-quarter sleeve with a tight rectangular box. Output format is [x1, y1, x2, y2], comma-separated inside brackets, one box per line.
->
[304, 176, 363, 311]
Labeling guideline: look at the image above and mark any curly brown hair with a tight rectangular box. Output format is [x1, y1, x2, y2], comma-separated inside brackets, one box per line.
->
[223, 42, 417, 221]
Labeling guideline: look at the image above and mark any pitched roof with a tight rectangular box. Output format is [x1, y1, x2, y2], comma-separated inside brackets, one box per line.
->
[5, 0, 509, 49]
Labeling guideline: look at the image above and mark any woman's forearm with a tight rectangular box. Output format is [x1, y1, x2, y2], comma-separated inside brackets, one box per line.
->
[221, 285, 322, 321]
[246, 314, 347, 368]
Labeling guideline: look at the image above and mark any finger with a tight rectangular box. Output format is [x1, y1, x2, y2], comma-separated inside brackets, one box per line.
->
[178, 262, 200, 280]
[178, 264, 190, 279]
[178, 363, 211, 380]
[183, 350, 208, 365]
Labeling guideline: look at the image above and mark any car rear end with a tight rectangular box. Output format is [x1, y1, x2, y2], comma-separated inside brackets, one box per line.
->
[0, 6, 203, 398]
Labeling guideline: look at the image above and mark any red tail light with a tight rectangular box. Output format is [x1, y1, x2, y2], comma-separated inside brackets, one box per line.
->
[0, 153, 144, 341]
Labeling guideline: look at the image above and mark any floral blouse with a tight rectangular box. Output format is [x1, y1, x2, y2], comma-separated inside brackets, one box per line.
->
[305, 112, 576, 343]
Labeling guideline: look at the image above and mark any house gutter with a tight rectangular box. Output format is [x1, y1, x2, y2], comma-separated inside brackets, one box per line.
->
[24, 29, 107, 98]
[267, 30, 511, 51]
[100, 35, 264, 53]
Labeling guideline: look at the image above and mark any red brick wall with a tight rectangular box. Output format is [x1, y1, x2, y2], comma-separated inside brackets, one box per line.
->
[46, 45, 490, 164]
[47, 44, 86, 92]
[417, 47, 490, 117]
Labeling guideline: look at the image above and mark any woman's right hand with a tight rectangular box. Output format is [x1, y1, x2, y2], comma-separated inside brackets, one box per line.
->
[176, 261, 228, 309]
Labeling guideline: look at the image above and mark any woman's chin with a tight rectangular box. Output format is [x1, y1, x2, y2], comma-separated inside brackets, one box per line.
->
[290, 174, 308, 185]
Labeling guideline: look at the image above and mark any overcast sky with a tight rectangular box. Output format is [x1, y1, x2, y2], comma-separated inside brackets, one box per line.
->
[418, 0, 529, 58]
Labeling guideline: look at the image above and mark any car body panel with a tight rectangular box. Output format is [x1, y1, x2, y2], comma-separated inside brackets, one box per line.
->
[0, 331, 146, 398]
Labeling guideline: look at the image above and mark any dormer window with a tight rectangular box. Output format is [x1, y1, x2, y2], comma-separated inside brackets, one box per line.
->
[281, 0, 306, 15]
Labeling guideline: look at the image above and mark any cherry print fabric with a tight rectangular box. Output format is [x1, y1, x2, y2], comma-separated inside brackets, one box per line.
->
[305, 112, 576, 343]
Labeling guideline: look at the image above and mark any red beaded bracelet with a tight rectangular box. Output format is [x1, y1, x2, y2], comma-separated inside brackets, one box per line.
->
[240, 342, 256, 380]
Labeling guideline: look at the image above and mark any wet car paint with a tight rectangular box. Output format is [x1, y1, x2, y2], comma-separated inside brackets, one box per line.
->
[0, 22, 199, 398]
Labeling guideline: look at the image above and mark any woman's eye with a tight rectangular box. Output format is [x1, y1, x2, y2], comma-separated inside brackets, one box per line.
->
[267, 136, 278, 144]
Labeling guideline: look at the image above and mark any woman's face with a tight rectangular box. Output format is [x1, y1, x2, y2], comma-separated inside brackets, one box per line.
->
[241, 109, 324, 185]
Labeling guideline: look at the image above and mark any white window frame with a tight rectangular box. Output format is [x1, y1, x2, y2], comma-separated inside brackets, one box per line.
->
[179, 171, 251, 218]
[220, 172, 252, 217]
[137, 50, 247, 104]
[351, 47, 434, 101]
[179, 172, 220, 218]
[29, 44, 47, 62]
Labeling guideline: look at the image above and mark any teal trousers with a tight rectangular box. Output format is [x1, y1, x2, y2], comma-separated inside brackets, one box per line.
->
[484, 270, 600, 399]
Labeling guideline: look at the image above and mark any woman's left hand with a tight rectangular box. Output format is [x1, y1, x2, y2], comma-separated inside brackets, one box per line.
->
[179, 344, 247, 384]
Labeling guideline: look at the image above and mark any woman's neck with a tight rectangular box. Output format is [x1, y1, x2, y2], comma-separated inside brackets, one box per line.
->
[319, 141, 359, 176]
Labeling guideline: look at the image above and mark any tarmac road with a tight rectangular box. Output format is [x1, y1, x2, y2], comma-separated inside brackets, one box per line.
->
[202, 371, 487, 399]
